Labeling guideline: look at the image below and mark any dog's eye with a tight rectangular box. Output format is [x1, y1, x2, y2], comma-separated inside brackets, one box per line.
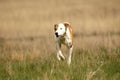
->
[60, 28, 62, 30]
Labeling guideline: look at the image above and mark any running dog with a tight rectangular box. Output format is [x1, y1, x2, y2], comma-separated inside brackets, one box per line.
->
[54, 22, 73, 65]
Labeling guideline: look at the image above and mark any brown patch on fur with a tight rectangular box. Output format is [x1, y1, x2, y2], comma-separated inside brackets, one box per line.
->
[64, 22, 70, 28]
[64, 22, 73, 44]
[54, 24, 58, 31]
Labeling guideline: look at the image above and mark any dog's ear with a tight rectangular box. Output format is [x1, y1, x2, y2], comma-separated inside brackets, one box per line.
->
[64, 22, 70, 27]
[54, 24, 58, 31]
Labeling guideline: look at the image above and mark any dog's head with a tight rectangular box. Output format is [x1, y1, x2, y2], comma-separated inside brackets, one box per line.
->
[54, 22, 69, 37]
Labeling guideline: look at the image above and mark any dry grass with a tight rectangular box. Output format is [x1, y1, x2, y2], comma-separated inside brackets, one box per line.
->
[0, 0, 119, 53]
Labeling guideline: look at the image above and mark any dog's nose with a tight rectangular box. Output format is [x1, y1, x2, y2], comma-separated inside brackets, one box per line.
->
[55, 32, 59, 37]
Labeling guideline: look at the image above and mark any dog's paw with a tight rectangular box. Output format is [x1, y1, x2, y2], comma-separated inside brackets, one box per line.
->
[57, 54, 65, 61]
[60, 55, 65, 61]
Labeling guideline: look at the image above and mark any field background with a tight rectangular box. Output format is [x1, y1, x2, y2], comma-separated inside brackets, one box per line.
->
[0, 0, 120, 80]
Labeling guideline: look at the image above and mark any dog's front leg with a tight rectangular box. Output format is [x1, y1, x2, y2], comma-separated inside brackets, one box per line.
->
[56, 43, 65, 61]
[67, 45, 73, 65]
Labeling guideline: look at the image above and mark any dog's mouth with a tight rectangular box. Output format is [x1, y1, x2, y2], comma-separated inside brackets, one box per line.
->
[55, 32, 59, 37]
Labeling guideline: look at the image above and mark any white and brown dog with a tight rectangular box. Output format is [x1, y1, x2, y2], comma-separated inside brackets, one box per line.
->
[54, 22, 73, 65]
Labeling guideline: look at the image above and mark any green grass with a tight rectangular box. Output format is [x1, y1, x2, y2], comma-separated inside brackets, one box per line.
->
[0, 48, 120, 80]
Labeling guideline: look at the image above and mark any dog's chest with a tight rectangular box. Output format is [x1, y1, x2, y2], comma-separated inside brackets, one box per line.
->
[59, 36, 71, 45]
[59, 37, 66, 44]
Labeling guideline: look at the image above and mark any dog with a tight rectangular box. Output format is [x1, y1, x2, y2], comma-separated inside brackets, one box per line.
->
[54, 22, 73, 65]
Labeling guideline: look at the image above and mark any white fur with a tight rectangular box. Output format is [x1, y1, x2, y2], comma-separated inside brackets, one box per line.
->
[54, 22, 73, 65]
[55, 23, 66, 36]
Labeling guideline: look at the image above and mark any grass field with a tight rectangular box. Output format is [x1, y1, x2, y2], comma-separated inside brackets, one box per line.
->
[0, 0, 120, 80]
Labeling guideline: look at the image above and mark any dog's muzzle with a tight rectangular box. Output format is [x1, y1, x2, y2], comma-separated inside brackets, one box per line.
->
[55, 32, 59, 37]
